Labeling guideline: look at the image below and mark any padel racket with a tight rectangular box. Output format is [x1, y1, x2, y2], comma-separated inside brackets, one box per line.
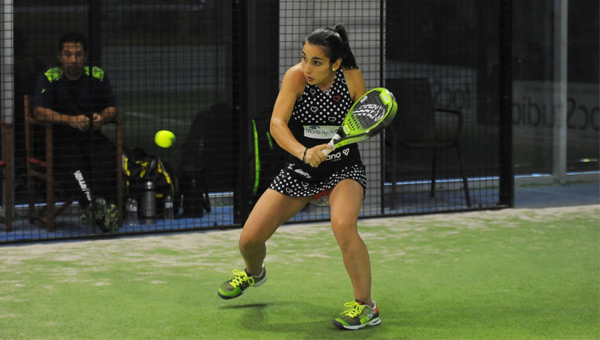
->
[322, 87, 397, 155]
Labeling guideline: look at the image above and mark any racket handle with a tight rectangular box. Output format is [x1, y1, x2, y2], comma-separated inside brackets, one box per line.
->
[321, 141, 335, 156]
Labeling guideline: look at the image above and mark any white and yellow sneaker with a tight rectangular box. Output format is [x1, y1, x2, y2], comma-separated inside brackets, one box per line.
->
[217, 266, 267, 300]
[333, 300, 381, 330]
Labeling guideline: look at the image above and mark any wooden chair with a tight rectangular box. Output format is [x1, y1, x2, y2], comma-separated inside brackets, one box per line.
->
[0, 121, 14, 231]
[24, 95, 124, 231]
[386, 78, 471, 208]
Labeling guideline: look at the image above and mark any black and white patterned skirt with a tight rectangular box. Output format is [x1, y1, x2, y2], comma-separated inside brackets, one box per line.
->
[269, 162, 367, 206]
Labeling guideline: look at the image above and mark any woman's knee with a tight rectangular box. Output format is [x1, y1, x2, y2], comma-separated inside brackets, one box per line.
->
[238, 228, 264, 252]
[331, 214, 358, 234]
[332, 219, 360, 248]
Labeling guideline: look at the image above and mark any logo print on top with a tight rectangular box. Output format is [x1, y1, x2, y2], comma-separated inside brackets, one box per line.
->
[354, 104, 386, 121]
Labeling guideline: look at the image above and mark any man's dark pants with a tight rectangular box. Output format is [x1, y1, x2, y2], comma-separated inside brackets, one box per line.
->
[53, 128, 117, 207]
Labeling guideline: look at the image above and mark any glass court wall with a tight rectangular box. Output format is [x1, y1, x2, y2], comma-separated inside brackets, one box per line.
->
[4, 0, 593, 243]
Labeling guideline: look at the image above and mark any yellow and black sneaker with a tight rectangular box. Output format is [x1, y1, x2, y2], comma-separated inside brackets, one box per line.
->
[218, 265, 267, 300]
[102, 201, 119, 233]
[333, 300, 381, 330]
[80, 198, 119, 233]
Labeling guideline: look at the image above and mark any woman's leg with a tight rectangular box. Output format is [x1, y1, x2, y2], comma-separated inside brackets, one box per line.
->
[239, 189, 311, 275]
[328, 179, 372, 304]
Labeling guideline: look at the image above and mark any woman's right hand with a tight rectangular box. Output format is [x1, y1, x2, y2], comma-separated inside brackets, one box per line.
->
[303, 144, 334, 168]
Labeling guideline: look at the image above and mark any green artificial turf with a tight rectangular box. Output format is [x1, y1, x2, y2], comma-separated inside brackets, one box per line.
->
[0, 206, 598, 339]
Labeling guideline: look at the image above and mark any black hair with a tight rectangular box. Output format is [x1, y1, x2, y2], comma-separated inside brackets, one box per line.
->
[304, 23, 358, 69]
[58, 32, 88, 54]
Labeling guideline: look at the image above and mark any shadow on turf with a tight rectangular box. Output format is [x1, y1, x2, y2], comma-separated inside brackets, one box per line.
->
[219, 303, 269, 309]
[218, 302, 384, 335]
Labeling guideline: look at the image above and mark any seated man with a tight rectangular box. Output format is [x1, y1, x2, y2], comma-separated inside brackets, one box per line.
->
[33, 32, 119, 232]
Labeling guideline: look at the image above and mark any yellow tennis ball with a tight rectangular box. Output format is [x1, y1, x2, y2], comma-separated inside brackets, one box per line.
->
[155, 130, 175, 148]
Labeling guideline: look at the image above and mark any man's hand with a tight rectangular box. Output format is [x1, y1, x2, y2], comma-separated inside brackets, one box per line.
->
[68, 113, 104, 131]
[68, 115, 90, 131]
[34, 107, 113, 131]
[91, 113, 104, 130]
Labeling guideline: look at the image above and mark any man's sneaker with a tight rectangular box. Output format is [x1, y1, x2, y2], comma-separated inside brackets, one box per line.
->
[80, 198, 104, 228]
[333, 300, 381, 330]
[102, 201, 119, 233]
[80, 198, 119, 233]
[80, 207, 95, 227]
[218, 265, 267, 300]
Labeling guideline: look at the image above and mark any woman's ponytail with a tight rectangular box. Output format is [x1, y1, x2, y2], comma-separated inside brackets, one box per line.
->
[332, 24, 358, 69]
[305, 23, 359, 69]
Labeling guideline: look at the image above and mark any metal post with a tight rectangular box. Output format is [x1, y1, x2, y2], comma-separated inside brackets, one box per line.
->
[498, 0, 514, 207]
[0, 1, 15, 220]
[232, 0, 249, 224]
[88, 0, 102, 66]
[380, 0, 386, 214]
[1, 0, 14, 125]
[553, 0, 568, 183]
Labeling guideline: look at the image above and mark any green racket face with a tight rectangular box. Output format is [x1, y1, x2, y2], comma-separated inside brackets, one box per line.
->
[334, 88, 398, 148]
